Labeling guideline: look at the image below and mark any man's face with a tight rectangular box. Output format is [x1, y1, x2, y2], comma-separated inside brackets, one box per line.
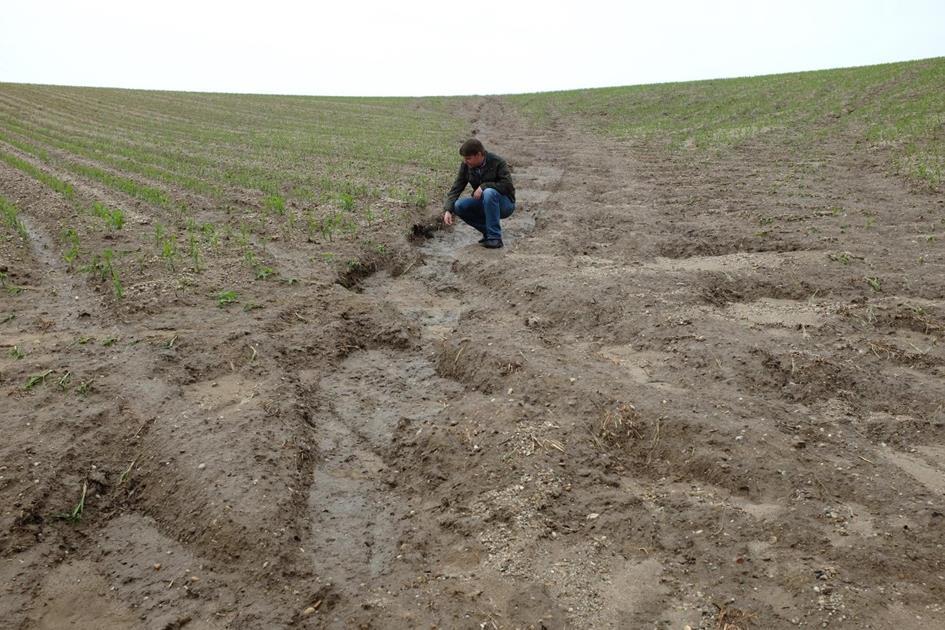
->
[463, 152, 486, 168]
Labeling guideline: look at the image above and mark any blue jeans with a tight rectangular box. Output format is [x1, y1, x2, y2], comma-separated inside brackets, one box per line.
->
[453, 188, 515, 240]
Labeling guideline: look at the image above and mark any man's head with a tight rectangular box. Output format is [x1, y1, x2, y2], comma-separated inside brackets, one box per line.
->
[459, 138, 486, 168]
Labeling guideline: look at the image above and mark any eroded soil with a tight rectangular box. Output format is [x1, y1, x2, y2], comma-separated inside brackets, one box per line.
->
[2, 97, 945, 629]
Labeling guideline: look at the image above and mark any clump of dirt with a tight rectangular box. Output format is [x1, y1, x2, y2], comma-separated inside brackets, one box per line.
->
[698, 271, 820, 305]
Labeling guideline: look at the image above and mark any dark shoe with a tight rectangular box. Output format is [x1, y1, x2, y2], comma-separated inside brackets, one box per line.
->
[478, 236, 487, 243]
[481, 238, 503, 249]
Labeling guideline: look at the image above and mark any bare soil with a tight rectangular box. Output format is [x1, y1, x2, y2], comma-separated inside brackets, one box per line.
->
[2, 97, 945, 629]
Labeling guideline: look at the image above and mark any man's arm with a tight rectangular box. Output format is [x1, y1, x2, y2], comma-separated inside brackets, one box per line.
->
[443, 163, 468, 212]
[479, 157, 514, 198]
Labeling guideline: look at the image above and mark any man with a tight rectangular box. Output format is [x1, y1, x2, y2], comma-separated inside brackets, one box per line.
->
[443, 138, 515, 249]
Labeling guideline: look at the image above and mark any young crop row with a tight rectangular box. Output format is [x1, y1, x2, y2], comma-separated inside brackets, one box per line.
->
[1, 111, 440, 229]
[0, 193, 28, 239]
[0, 149, 74, 198]
[0, 81, 472, 312]
[0, 84, 463, 214]
[508, 57, 945, 188]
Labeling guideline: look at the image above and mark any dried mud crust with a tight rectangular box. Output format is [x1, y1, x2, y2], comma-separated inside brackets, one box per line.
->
[1, 94, 944, 630]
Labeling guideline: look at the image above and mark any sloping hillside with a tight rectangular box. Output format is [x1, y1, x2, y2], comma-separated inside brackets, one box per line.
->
[1, 58, 943, 628]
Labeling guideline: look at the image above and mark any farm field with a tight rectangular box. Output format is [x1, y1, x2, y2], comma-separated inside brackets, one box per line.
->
[1, 56, 944, 628]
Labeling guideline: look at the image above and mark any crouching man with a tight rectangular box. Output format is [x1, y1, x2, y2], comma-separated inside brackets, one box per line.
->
[443, 138, 516, 249]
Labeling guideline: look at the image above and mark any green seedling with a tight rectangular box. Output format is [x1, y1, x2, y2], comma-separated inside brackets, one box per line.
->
[411, 190, 427, 208]
[201, 222, 220, 248]
[242, 302, 262, 312]
[155, 223, 179, 268]
[217, 290, 239, 307]
[314, 211, 355, 242]
[865, 276, 882, 292]
[254, 265, 274, 280]
[102, 337, 119, 347]
[1, 273, 24, 295]
[25, 369, 53, 390]
[161, 237, 177, 269]
[76, 379, 93, 396]
[119, 458, 137, 484]
[0, 195, 29, 239]
[244, 250, 257, 268]
[189, 232, 202, 272]
[236, 224, 250, 248]
[63, 228, 81, 265]
[57, 370, 71, 389]
[84, 249, 123, 298]
[56, 481, 87, 523]
[264, 194, 286, 215]
[91, 202, 125, 230]
[828, 251, 851, 265]
[338, 192, 355, 212]
[9, 345, 24, 359]
[864, 216, 876, 229]
[0, 313, 15, 325]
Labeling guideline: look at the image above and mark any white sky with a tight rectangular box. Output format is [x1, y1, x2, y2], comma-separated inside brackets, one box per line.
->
[1, 1, 943, 96]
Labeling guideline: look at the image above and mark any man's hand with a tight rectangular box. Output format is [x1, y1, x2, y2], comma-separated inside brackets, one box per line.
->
[443, 211, 453, 226]
[473, 186, 483, 200]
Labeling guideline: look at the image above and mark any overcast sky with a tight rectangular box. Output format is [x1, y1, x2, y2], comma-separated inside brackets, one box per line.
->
[1, 1, 943, 96]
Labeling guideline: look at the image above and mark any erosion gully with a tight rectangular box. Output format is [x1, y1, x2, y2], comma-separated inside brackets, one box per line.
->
[309, 156, 548, 622]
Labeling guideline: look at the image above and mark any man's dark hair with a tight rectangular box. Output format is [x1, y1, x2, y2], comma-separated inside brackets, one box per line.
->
[459, 138, 485, 157]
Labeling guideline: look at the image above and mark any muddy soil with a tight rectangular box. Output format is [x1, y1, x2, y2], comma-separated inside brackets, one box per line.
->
[2, 96, 945, 629]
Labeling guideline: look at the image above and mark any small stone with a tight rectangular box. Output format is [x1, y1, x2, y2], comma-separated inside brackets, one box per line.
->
[197, 463, 206, 470]
[302, 607, 316, 616]
[153, 563, 161, 571]
[586, 513, 600, 520]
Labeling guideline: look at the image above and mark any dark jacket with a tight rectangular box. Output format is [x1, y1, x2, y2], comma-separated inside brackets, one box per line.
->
[444, 151, 515, 212]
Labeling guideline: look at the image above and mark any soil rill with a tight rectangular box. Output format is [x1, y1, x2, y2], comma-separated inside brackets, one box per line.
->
[2, 59, 945, 628]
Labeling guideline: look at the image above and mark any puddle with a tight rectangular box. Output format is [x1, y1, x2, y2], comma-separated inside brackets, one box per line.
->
[19, 215, 97, 320]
